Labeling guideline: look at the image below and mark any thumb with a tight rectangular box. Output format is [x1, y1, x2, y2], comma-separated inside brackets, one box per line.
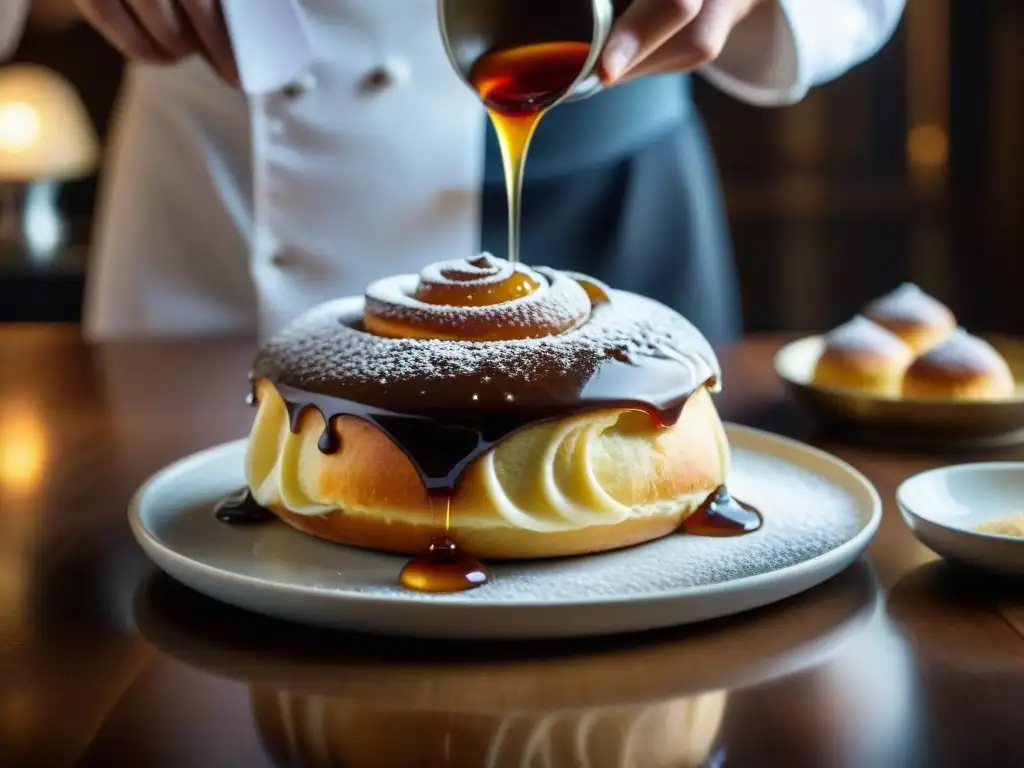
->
[619, 0, 747, 80]
[601, 0, 704, 83]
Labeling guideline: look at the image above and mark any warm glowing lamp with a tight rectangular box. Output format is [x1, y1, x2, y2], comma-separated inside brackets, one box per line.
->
[0, 64, 98, 262]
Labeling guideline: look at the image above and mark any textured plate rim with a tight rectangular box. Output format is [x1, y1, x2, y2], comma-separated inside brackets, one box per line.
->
[896, 461, 1024, 544]
[128, 424, 882, 609]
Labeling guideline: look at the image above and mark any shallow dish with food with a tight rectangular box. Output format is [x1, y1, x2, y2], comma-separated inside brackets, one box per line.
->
[776, 284, 1024, 447]
[128, 425, 881, 639]
[776, 334, 1024, 447]
[897, 462, 1024, 576]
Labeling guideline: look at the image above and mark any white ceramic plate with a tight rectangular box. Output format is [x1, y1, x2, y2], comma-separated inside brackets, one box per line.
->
[128, 425, 881, 639]
[897, 462, 1024, 576]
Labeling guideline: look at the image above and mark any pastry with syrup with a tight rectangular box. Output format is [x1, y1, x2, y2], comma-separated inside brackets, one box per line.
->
[811, 316, 914, 396]
[902, 328, 1016, 401]
[862, 283, 956, 354]
[233, 254, 757, 592]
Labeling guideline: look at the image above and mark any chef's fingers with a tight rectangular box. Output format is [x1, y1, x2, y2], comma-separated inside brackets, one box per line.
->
[601, 0, 704, 83]
[124, 0, 197, 58]
[618, 0, 739, 80]
[75, 0, 173, 61]
[179, 0, 240, 86]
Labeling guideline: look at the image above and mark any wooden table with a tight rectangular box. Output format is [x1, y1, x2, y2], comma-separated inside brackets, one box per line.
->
[2, 325, 1023, 768]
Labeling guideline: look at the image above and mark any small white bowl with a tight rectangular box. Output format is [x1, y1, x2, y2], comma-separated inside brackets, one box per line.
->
[897, 462, 1024, 576]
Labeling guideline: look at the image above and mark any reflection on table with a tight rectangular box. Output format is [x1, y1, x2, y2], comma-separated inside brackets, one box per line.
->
[127, 561, 924, 768]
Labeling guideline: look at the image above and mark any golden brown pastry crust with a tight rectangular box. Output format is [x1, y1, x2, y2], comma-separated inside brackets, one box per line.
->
[247, 379, 730, 559]
[811, 316, 914, 396]
[901, 331, 1016, 400]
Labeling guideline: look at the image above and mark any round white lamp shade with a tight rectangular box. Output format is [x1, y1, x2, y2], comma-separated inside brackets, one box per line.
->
[0, 64, 98, 182]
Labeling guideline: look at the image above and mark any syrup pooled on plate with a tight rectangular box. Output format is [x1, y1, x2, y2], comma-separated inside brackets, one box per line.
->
[680, 486, 763, 537]
[215, 488, 275, 524]
[469, 41, 590, 264]
[399, 535, 489, 594]
[400, 490, 489, 592]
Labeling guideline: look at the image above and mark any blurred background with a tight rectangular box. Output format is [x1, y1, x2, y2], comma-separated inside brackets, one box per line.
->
[0, 0, 1021, 335]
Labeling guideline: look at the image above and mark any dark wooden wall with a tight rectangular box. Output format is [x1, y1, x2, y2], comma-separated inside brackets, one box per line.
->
[696, 0, 1023, 334]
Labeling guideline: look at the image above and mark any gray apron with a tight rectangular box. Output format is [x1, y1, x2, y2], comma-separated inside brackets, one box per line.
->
[480, 74, 740, 346]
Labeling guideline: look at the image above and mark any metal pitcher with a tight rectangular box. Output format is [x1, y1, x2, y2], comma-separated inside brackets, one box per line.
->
[437, 0, 619, 106]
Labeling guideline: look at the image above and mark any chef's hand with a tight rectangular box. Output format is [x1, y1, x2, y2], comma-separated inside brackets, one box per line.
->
[74, 0, 239, 85]
[602, 0, 767, 82]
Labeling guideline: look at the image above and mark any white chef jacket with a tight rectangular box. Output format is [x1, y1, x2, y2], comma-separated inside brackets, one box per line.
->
[0, 0, 905, 340]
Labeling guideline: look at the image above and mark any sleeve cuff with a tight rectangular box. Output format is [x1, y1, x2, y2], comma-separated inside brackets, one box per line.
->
[700, 0, 804, 107]
[0, 0, 29, 60]
[701, 0, 905, 107]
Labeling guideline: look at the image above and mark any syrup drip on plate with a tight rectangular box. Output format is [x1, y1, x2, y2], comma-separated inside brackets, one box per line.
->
[214, 488, 275, 524]
[399, 490, 489, 592]
[399, 534, 488, 594]
[680, 486, 763, 537]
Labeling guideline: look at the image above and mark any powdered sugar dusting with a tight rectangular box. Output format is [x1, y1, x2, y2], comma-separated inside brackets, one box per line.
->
[252, 262, 722, 408]
[418, 252, 509, 286]
[864, 283, 953, 325]
[915, 328, 1011, 373]
[824, 315, 909, 354]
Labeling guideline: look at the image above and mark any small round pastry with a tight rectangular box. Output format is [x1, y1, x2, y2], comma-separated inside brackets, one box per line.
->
[863, 283, 956, 353]
[902, 328, 1016, 401]
[244, 254, 729, 560]
[812, 315, 914, 396]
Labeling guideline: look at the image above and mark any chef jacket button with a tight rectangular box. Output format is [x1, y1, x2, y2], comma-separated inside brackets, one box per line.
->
[270, 249, 300, 269]
[360, 58, 410, 94]
[282, 70, 317, 99]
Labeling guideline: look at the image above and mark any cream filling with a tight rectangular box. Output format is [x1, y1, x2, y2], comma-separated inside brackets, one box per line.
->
[245, 389, 726, 532]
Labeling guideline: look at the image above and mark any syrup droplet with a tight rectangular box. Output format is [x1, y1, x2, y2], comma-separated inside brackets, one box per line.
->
[215, 488, 275, 524]
[680, 486, 763, 537]
[399, 537, 488, 593]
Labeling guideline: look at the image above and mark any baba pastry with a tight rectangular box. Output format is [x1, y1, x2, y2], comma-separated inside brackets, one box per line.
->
[862, 282, 956, 354]
[902, 328, 1016, 401]
[813, 283, 1017, 401]
[244, 254, 729, 560]
[811, 315, 914, 396]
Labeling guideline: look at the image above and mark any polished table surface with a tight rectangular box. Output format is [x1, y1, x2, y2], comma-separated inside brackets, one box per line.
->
[2, 325, 1023, 768]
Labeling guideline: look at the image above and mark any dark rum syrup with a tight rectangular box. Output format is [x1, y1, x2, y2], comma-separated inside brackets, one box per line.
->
[680, 486, 763, 537]
[399, 491, 488, 593]
[214, 488, 275, 524]
[469, 41, 591, 264]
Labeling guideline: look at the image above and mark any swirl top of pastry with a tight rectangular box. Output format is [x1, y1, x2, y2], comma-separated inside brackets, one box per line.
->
[252, 255, 721, 413]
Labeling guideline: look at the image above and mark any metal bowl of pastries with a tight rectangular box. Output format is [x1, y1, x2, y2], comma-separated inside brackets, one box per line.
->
[774, 284, 1024, 448]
